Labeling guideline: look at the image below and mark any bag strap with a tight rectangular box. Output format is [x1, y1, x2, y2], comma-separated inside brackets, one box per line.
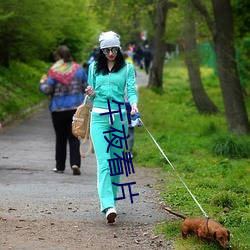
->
[92, 61, 95, 79]
[126, 62, 129, 79]
[79, 136, 94, 158]
[83, 94, 88, 105]
[126, 62, 129, 89]
[79, 96, 93, 158]
[124, 62, 129, 101]
[79, 112, 94, 158]
[92, 61, 95, 89]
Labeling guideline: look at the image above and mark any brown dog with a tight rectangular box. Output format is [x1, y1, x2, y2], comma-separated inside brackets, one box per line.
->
[162, 207, 231, 249]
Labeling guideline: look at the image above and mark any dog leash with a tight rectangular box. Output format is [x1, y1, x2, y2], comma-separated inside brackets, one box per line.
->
[139, 118, 209, 218]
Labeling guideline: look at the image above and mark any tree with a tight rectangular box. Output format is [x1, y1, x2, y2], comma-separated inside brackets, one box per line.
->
[148, 0, 177, 89]
[191, 0, 250, 134]
[184, 1, 218, 114]
[232, 0, 250, 40]
[232, 0, 250, 96]
[91, 0, 155, 47]
[0, 0, 98, 66]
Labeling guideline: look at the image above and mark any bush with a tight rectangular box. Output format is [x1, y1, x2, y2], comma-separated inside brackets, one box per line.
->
[210, 135, 250, 159]
[210, 191, 237, 209]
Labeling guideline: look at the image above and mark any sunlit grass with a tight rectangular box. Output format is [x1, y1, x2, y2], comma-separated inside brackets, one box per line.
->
[134, 58, 250, 250]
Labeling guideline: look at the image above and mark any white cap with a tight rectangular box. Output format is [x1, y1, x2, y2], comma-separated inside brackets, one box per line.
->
[99, 31, 121, 49]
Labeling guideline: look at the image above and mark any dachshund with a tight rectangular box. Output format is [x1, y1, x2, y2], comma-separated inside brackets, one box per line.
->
[162, 206, 231, 249]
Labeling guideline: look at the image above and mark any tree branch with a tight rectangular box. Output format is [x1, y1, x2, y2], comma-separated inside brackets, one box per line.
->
[190, 0, 216, 37]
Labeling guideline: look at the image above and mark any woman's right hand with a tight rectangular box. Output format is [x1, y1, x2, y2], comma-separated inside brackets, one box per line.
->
[85, 86, 95, 97]
[131, 103, 138, 116]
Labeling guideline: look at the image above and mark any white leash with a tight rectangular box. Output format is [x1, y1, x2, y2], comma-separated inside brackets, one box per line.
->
[139, 118, 209, 218]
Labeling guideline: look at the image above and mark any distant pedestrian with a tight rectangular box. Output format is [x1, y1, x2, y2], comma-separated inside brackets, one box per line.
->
[39, 45, 88, 175]
[143, 44, 152, 74]
[87, 46, 99, 70]
[134, 45, 144, 69]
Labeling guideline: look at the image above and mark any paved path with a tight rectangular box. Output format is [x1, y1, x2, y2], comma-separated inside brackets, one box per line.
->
[135, 68, 149, 88]
[0, 70, 172, 249]
[0, 105, 164, 221]
[0, 68, 153, 221]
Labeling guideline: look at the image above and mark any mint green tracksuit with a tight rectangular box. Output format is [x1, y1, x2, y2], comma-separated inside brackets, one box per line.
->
[88, 62, 137, 212]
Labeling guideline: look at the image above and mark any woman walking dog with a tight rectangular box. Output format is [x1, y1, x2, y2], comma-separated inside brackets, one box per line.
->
[85, 31, 138, 223]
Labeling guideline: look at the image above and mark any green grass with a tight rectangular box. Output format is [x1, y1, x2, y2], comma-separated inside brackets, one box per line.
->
[0, 60, 50, 123]
[133, 58, 250, 250]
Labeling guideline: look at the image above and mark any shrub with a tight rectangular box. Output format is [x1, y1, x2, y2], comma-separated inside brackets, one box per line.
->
[210, 191, 237, 209]
[210, 135, 250, 159]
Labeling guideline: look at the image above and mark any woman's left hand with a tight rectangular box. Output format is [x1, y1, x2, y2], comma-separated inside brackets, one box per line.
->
[131, 103, 138, 116]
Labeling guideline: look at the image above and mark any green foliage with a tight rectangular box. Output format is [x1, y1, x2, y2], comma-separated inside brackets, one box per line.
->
[236, 37, 250, 95]
[0, 60, 49, 122]
[210, 191, 238, 209]
[210, 134, 250, 159]
[92, 0, 155, 45]
[232, 0, 250, 39]
[165, 0, 213, 45]
[0, 0, 100, 66]
[134, 58, 250, 249]
[165, 3, 184, 44]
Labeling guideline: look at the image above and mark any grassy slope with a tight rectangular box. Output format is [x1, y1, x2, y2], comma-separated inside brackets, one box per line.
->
[0, 60, 50, 123]
[133, 59, 250, 250]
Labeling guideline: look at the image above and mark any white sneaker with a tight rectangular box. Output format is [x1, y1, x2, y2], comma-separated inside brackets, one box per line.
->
[72, 165, 81, 175]
[53, 168, 64, 173]
[105, 207, 117, 223]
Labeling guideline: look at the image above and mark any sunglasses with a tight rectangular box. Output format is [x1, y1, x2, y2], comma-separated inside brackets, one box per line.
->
[102, 47, 119, 55]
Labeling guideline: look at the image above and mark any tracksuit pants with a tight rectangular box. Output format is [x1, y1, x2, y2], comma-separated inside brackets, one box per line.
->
[90, 109, 128, 212]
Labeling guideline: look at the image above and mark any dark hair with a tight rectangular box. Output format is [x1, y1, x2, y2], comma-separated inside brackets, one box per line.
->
[95, 48, 126, 75]
[54, 45, 73, 63]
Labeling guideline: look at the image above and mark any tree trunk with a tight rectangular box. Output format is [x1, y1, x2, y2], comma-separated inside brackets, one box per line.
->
[191, 0, 250, 134]
[147, 0, 169, 89]
[212, 0, 250, 134]
[184, 4, 218, 114]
